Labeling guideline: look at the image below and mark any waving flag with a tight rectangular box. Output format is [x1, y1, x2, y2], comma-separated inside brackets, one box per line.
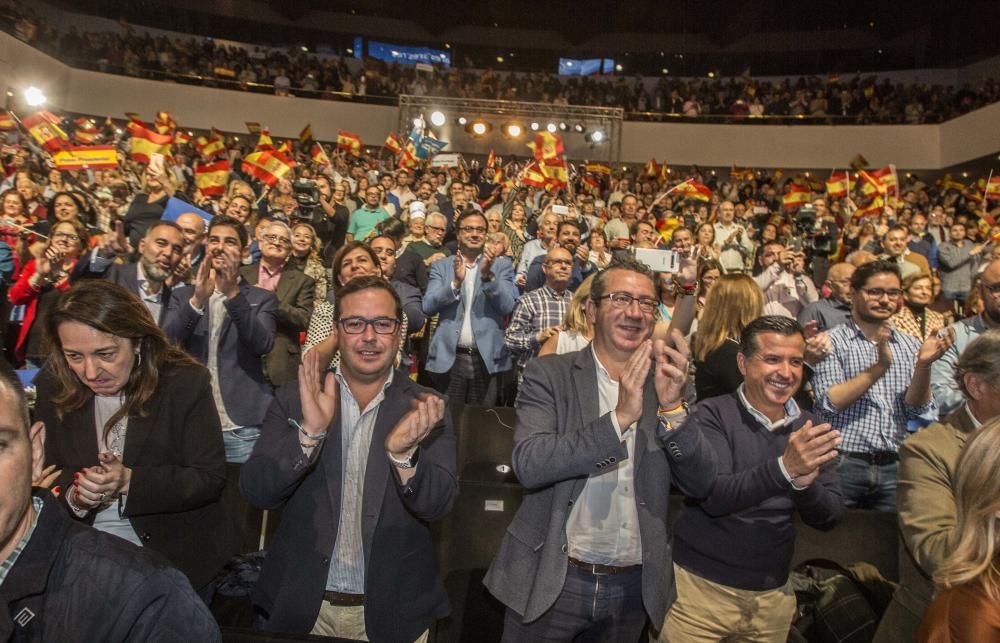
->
[825, 171, 850, 198]
[674, 179, 712, 202]
[128, 121, 173, 163]
[311, 143, 331, 167]
[783, 183, 811, 209]
[528, 132, 564, 161]
[337, 130, 363, 157]
[22, 111, 69, 152]
[0, 111, 15, 131]
[73, 118, 100, 145]
[255, 129, 274, 152]
[195, 159, 231, 196]
[384, 132, 402, 154]
[298, 124, 313, 146]
[242, 149, 296, 186]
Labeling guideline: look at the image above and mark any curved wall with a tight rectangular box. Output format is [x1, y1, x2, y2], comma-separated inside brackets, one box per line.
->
[1, 33, 997, 170]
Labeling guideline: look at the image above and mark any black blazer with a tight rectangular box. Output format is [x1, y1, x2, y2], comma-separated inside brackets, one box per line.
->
[240, 373, 458, 642]
[35, 363, 232, 590]
[239, 263, 315, 388]
[70, 256, 172, 327]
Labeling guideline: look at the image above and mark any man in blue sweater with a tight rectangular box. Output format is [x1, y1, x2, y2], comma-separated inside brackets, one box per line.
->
[658, 315, 844, 642]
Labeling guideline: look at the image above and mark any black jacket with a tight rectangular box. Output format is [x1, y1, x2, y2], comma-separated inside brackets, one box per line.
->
[0, 490, 221, 642]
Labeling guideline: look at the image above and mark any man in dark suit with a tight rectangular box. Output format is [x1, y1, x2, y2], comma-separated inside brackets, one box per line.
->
[72, 220, 185, 326]
[239, 220, 315, 388]
[163, 215, 277, 464]
[484, 256, 717, 641]
[241, 276, 457, 641]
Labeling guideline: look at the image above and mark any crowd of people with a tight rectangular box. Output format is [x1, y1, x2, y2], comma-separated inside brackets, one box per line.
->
[5, 1, 1000, 124]
[1, 89, 1000, 640]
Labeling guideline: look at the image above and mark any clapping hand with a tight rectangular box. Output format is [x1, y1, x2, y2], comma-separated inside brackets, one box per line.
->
[916, 327, 954, 367]
[782, 420, 841, 488]
[298, 350, 338, 440]
[385, 392, 445, 459]
[453, 254, 467, 288]
[653, 329, 690, 409]
[615, 340, 653, 430]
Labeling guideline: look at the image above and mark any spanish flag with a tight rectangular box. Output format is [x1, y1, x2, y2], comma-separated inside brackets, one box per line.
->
[154, 111, 176, 135]
[242, 150, 295, 187]
[52, 145, 119, 170]
[584, 163, 611, 177]
[73, 118, 100, 145]
[0, 111, 14, 131]
[644, 158, 660, 178]
[857, 169, 887, 197]
[853, 196, 884, 220]
[659, 164, 670, 185]
[521, 161, 548, 188]
[384, 133, 402, 154]
[674, 179, 712, 202]
[255, 129, 274, 152]
[398, 142, 418, 169]
[277, 139, 293, 156]
[298, 124, 313, 146]
[782, 183, 811, 210]
[338, 130, 363, 157]
[311, 143, 330, 167]
[128, 121, 174, 163]
[939, 174, 966, 193]
[245, 122, 262, 135]
[825, 172, 850, 198]
[540, 158, 568, 189]
[528, 132, 564, 161]
[986, 176, 1000, 200]
[174, 130, 192, 145]
[195, 159, 231, 197]
[22, 111, 69, 152]
[194, 134, 225, 160]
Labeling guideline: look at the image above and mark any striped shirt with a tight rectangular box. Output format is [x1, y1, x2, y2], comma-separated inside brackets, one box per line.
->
[812, 321, 936, 453]
[504, 285, 572, 370]
[0, 496, 43, 588]
[325, 368, 395, 594]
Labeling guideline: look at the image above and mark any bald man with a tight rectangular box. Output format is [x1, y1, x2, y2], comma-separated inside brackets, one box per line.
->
[798, 262, 856, 331]
[174, 212, 208, 282]
[505, 246, 574, 375]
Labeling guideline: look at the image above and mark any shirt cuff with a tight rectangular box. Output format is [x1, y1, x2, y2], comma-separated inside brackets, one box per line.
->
[189, 300, 205, 315]
[608, 410, 628, 440]
[89, 246, 113, 271]
[778, 456, 808, 491]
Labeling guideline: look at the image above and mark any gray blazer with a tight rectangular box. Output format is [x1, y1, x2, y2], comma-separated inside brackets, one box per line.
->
[483, 347, 717, 625]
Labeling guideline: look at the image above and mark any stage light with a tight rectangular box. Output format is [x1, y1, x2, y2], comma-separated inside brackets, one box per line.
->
[472, 122, 488, 135]
[412, 117, 423, 128]
[573, 123, 585, 133]
[430, 111, 446, 127]
[24, 86, 46, 107]
[502, 122, 523, 138]
[558, 122, 568, 131]
[615, 63, 623, 72]
[530, 122, 540, 131]
[457, 116, 468, 126]
[585, 130, 606, 144]
[465, 120, 493, 137]
[546, 123, 557, 133]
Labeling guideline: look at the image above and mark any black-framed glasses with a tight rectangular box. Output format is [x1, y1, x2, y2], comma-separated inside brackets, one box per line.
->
[52, 231, 80, 242]
[860, 287, 903, 299]
[338, 316, 401, 334]
[597, 292, 658, 313]
[262, 233, 291, 247]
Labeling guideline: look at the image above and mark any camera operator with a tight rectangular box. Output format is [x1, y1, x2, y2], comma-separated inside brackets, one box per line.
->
[754, 238, 819, 319]
[310, 175, 348, 264]
[802, 200, 840, 284]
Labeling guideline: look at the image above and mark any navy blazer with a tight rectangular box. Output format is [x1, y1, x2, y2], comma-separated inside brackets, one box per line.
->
[163, 282, 277, 427]
[240, 374, 458, 642]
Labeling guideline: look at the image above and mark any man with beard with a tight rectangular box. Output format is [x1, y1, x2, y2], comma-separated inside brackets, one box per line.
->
[812, 260, 953, 511]
[931, 258, 1000, 415]
[72, 220, 185, 327]
[524, 221, 595, 292]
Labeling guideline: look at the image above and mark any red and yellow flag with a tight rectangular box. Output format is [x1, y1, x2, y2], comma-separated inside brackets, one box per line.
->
[644, 158, 660, 178]
[255, 129, 274, 152]
[857, 169, 887, 197]
[853, 196, 884, 220]
[276, 140, 293, 156]
[674, 179, 712, 202]
[584, 163, 611, 177]
[311, 143, 330, 167]
[398, 142, 418, 169]
[384, 133, 402, 154]
[128, 121, 174, 163]
[194, 132, 225, 160]
[528, 132, 565, 161]
[73, 118, 100, 145]
[298, 124, 313, 145]
[154, 111, 176, 135]
[195, 159, 231, 197]
[825, 171, 850, 198]
[782, 183, 811, 209]
[52, 145, 118, 170]
[338, 130, 363, 157]
[174, 130, 192, 145]
[0, 111, 15, 131]
[22, 111, 69, 152]
[985, 176, 1000, 200]
[242, 149, 296, 186]
[540, 158, 568, 190]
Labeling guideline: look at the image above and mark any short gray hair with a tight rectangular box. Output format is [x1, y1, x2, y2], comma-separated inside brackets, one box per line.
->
[955, 330, 1000, 398]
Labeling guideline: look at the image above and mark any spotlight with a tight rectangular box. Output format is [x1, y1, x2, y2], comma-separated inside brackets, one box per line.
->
[585, 130, 606, 144]
[502, 122, 523, 138]
[465, 120, 493, 137]
[546, 123, 557, 133]
[472, 122, 488, 136]
[430, 111, 446, 127]
[615, 63, 623, 72]
[558, 122, 568, 131]
[23, 86, 46, 107]
[457, 116, 468, 126]
[412, 117, 423, 128]
[573, 123, 585, 133]
[530, 122, 540, 131]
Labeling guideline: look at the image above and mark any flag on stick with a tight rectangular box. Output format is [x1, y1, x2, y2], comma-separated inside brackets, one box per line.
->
[242, 150, 296, 187]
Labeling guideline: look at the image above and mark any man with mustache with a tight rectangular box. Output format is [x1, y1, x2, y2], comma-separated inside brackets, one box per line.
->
[812, 260, 953, 512]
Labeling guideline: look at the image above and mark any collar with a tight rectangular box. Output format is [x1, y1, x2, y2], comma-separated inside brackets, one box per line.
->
[591, 345, 615, 384]
[0, 496, 43, 588]
[0, 492, 67, 600]
[135, 262, 162, 301]
[335, 366, 395, 413]
[260, 261, 284, 277]
[541, 284, 571, 299]
[846, 319, 899, 343]
[737, 383, 801, 431]
[825, 296, 850, 310]
[965, 403, 984, 429]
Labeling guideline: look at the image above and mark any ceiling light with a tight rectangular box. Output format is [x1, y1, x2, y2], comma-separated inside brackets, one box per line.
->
[430, 111, 446, 127]
[24, 86, 46, 106]
[546, 123, 557, 133]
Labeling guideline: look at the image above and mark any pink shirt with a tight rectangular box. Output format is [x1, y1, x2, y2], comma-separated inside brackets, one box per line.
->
[258, 262, 283, 291]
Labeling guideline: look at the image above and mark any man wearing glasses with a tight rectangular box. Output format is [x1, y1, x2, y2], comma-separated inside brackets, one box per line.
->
[931, 258, 1000, 415]
[812, 260, 953, 512]
[485, 256, 716, 641]
[242, 276, 457, 641]
[240, 221, 315, 387]
[405, 211, 452, 267]
[423, 210, 516, 405]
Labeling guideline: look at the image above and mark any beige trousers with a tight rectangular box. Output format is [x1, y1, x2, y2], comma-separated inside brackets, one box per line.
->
[311, 602, 430, 642]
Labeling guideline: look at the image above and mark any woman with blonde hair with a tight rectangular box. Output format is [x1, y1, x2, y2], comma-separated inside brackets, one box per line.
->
[538, 274, 596, 356]
[288, 222, 329, 300]
[693, 273, 764, 401]
[892, 272, 945, 341]
[919, 417, 1000, 641]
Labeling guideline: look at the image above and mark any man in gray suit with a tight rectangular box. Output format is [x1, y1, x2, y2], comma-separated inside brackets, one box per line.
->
[484, 256, 717, 641]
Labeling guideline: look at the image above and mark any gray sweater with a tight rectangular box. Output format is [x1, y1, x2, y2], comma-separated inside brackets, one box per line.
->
[937, 241, 979, 295]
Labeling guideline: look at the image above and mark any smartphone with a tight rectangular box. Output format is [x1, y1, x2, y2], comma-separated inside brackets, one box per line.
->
[789, 238, 803, 252]
[633, 248, 679, 273]
[551, 204, 569, 216]
[803, 319, 819, 339]
[149, 153, 166, 175]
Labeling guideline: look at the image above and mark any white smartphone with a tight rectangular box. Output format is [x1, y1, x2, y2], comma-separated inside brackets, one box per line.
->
[633, 248, 679, 273]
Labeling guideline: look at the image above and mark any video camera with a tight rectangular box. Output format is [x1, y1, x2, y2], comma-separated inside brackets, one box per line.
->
[291, 178, 321, 221]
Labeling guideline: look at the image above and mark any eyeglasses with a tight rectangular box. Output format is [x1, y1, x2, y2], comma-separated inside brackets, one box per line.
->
[981, 281, 1000, 296]
[426, 225, 446, 232]
[860, 287, 903, 299]
[52, 232, 80, 242]
[459, 226, 487, 234]
[597, 292, 658, 313]
[262, 234, 291, 247]
[338, 316, 401, 334]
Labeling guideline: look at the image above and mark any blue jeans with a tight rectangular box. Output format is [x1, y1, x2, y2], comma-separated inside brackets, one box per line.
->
[223, 426, 261, 464]
[837, 455, 898, 513]
[501, 563, 645, 643]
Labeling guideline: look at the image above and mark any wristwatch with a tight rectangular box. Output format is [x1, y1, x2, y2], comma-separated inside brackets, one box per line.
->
[388, 447, 420, 469]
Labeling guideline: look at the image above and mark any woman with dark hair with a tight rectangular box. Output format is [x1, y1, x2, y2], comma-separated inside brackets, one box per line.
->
[8, 219, 90, 365]
[34, 280, 231, 597]
[0, 187, 30, 250]
[30, 190, 94, 239]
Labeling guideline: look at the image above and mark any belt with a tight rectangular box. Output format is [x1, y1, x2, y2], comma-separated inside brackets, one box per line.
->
[845, 451, 898, 465]
[455, 345, 479, 355]
[567, 557, 642, 576]
[323, 591, 365, 606]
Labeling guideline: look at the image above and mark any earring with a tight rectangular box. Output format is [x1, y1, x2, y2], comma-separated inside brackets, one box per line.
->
[135, 351, 142, 367]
